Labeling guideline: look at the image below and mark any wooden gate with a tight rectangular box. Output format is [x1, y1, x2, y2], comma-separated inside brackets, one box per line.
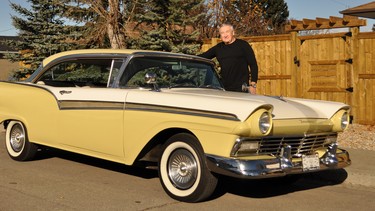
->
[298, 33, 352, 104]
[355, 32, 375, 124]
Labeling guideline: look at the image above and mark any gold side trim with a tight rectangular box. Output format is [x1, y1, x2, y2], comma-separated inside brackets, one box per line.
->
[59, 101, 124, 110]
[125, 103, 239, 121]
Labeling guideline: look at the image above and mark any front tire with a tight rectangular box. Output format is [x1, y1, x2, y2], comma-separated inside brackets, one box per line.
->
[5, 121, 37, 161]
[158, 133, 218, 202]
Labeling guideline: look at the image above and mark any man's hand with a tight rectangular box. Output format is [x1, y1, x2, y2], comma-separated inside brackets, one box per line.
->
[249, 86, 256, 94]
[249, 82, 257, 94]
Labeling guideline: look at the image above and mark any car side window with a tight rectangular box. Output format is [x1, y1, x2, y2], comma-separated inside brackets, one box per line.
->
[37, 59, 123, 88]
[119, 57, 222, 89]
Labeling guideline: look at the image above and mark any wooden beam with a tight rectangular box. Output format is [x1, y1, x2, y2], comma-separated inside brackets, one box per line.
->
[242, 34, 290, 42]
[316, 17, 330, 25]
[259, 75, 292, 80]
[290, 20, 303, 27]
[302, 18, 316, 26]
[359, 74, 375, 79]
[329, 16, 343, 24]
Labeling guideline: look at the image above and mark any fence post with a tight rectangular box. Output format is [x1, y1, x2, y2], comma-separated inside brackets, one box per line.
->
[290, 31, 300, 97]
[349, 26, 359, 123]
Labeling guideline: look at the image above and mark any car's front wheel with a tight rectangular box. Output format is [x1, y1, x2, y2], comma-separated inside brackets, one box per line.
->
[5, 121, 37, 161]
[158, 133, 218, 202]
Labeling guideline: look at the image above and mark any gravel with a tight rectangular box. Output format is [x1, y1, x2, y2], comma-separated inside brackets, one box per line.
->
[338, 124, 375, 151]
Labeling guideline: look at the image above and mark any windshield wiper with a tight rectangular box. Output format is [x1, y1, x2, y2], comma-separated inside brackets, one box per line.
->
[169, 84, 198, 88]
[199, 85, 225, 90]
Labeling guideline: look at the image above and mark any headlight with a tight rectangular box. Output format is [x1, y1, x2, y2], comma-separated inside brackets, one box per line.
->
[234, 108, 273, 136]
[331, 109, 350, 132]
[259, 112, 271, 134]
[341, 111, 349, 130]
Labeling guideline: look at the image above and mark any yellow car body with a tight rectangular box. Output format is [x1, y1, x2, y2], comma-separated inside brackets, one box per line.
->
[0, 49, 351, 202]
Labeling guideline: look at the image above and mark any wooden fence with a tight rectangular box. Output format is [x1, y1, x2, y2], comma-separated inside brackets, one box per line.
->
[201, 29, 375, 125]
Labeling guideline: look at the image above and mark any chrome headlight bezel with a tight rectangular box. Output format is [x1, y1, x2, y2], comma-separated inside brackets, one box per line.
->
[246, 108, 273, 136]
[259, 112, 271, 134]
[331, 109, 350, 132]
[233, 107, 273, 137]
[341, 111, 349, 130]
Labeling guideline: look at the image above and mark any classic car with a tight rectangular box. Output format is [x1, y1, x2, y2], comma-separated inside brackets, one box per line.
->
[0, 49, 351, 202]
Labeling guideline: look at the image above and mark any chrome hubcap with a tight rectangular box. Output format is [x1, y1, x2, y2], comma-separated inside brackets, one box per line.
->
[168, 149, 198, 190]
[10, 124, 25, 152]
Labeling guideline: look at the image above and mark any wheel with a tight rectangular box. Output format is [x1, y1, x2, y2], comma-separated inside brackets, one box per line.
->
[158, 133, 218, 202]
[5, 121, 37, 161]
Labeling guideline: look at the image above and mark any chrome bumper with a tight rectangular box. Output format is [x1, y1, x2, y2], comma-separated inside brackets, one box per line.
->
[206, 143, 351, 179]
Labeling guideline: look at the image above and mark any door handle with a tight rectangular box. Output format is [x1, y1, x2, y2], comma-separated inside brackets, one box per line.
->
[59, 90, 72, 95]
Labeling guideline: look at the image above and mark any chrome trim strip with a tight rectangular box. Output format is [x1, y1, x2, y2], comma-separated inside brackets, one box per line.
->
[206, 148, 351, 179]
[125, 102, 239, 121]
[59, 100, 124, 110]
[57, 101, 239, 121]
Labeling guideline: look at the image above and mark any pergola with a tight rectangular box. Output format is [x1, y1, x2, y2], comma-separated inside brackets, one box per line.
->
[285, 1, 375, 32]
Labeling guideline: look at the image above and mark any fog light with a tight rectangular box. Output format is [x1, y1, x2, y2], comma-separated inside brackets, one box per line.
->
[323, 136, 337, 145]
[232, 141, 259, 156]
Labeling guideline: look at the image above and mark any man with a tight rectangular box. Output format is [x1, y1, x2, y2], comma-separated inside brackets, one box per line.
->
[199, 23, 258, 94]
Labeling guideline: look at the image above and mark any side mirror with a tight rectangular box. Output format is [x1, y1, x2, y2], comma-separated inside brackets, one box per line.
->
[144, 72, 160, 91]
[145, 72, 157, 84]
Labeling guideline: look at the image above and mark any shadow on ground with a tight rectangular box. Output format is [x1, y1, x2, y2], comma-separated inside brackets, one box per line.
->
[33, 146, 348, 201]
[34, 147, 159, 179]
[209, 169, 348, 200]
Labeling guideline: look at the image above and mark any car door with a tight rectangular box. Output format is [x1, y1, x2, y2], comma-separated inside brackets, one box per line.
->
[36, 58, 127, 160]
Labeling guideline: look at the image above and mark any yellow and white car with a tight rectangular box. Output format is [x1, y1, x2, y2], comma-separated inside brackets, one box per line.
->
[0, 49, 351, 202]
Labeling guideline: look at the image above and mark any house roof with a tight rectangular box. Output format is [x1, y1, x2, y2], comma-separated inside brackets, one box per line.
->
[340, 1, 375, 19]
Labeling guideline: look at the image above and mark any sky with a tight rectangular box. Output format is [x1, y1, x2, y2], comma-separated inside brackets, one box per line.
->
[0, 0, 374, 36]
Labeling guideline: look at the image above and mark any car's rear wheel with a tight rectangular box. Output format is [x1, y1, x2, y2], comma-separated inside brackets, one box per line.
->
[158, 133, 218, 202]
[5, 121, 37, 161]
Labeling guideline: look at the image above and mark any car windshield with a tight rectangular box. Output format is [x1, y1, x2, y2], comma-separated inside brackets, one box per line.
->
[119, 56, 223, 90]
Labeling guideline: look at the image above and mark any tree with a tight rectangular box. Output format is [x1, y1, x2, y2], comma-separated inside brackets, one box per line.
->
[259, 0, 289, 33]
[199, 0, 225, 39]
[200, 0, 289, 38]
[63, 0, 139, 49]
[131, 0, 171, 51]
[223, 0, 266, 36]
[6, 0, 83, 80]
[167, 0, 206, 54]
[133, 0, 205, 54]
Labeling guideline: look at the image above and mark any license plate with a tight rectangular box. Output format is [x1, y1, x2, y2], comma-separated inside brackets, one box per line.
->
[302, 154, 320, 171]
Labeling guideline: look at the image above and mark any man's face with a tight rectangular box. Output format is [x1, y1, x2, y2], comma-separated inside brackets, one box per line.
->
[219, 25, 234, 44]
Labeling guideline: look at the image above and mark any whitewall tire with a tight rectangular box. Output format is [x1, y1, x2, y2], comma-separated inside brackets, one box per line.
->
[158, 133, 218, 202]
[5, 121, 37, 161]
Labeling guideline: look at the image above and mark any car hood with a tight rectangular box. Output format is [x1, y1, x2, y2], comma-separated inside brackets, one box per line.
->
[125, 88, 349, 122]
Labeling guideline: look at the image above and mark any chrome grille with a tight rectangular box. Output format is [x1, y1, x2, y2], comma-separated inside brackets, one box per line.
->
[256, 133, 337, 156]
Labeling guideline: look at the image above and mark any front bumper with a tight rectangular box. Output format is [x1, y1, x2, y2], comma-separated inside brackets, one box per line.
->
[206, 143, 351, 179]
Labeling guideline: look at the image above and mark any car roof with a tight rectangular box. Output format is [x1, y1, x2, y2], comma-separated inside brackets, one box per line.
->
[42, 49, 208, 67]
[42, 49, 150, 66]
